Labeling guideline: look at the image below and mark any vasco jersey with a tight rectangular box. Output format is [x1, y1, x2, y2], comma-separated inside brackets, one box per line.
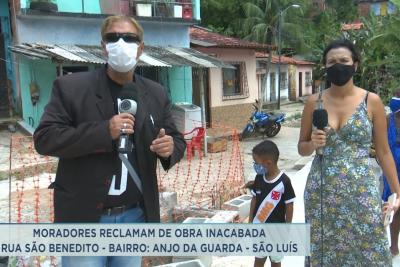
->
[250, 171, 295, 223]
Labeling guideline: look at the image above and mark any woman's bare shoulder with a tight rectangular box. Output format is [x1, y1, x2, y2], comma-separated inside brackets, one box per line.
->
[363, 89, 382, 106]
[304, 93, 319, 106]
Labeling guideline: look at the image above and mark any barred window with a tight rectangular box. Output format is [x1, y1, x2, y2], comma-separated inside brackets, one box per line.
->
[280, 72, 287, 90]
[305, 72, 312, 86]
[222, 62, 249, 100]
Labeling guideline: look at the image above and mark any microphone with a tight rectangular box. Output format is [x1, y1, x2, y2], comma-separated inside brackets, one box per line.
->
[312, 108, 328, 155]
[118, 82, 138, 154]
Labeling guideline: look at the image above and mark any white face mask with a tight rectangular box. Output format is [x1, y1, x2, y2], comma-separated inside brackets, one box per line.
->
[106, 38, 139, 73]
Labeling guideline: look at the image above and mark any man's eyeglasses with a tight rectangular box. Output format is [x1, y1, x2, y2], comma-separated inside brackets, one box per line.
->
[103, 32, 141, 44]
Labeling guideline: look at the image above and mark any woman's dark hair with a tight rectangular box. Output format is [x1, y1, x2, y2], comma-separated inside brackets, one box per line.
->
[322, 39, 361, 65]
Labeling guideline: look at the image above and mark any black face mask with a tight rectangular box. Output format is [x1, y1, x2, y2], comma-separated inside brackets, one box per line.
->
[326, 63, 355, 86]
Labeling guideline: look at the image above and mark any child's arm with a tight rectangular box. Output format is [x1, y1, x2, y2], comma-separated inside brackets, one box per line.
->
[285, 202, 294, 223]
[249, 197, 257, 223]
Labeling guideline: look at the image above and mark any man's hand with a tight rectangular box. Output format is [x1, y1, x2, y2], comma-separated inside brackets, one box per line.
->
[150, 128, 174, 158]
[109, 113, 135, 140]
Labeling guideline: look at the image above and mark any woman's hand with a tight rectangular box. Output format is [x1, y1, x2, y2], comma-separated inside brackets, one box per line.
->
[393, 197, 400, 213]
[382, 194, 399, 220]
[311, 128, 328, 150]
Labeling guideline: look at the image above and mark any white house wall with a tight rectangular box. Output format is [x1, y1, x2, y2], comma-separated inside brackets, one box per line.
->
[262, 64, 289, 102]
[259, 62, 313, 102]
[296, 65, 313, 97]
[194, 47, 258, 108]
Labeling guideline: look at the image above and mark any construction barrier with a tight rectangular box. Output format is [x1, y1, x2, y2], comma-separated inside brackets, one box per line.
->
[4, 122, 245, 266]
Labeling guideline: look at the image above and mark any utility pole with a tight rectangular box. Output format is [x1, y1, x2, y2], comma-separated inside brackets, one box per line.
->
[277, 4, 300, 110]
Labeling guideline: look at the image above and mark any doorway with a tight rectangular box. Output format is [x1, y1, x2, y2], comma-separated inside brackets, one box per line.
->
[270, 72, 276, 101]
[298, 72, 303, 97]
[192, 68, 210, 126]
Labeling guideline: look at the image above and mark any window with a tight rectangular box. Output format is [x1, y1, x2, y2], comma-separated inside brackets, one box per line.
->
[222, 62, 249, 100]
[223, 64, 241, 96]
[305, 72, 312, 86]
[280, 72, 287, 90]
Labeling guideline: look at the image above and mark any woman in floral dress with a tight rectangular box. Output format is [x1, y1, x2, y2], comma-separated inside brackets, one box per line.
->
[298, 39, 400, 266]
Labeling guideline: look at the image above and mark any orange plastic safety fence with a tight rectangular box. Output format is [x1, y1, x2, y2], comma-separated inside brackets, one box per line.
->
[8, 135, 57, 267]
[157, 121, 245, 222]
[9, 135, 55, 224]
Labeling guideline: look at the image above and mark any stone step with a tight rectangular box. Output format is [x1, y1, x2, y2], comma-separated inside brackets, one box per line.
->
[292, 156, 313, 170]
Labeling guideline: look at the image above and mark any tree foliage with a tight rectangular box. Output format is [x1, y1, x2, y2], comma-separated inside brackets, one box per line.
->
[200, 0, 400, 101]
[200, 0, 247, 36]
[238, 0, 311, 52]
[350, 11, 400, 101]
[325, 0, 359, 23]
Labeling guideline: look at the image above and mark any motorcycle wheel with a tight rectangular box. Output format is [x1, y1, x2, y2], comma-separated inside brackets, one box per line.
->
[241, 129, 251, 140]
[265, 123, 281, 137]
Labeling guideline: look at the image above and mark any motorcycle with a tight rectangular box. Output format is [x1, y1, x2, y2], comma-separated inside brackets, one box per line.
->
[241, 102, 285, 139]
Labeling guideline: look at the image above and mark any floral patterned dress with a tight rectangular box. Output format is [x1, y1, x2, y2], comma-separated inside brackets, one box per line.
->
[304, 94, 391, 266]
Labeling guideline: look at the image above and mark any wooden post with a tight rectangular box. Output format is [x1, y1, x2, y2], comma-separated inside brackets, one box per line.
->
[198, 68, 207, 157]
[6, 79, 13, 118]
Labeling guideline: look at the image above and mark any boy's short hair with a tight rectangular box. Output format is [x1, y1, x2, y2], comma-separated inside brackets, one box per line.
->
[252, 140, 279, 163]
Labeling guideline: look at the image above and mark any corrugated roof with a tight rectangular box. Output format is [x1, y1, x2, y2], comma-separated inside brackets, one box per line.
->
[190, 26, 273, 50]
[256, 52, 315, 66]
[9, 43, 232, 68]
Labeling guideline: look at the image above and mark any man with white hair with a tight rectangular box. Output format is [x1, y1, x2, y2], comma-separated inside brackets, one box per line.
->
[34, 15, 186, 267]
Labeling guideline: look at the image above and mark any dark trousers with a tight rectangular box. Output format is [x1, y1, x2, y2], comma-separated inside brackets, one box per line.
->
[0, 256, 8, 267]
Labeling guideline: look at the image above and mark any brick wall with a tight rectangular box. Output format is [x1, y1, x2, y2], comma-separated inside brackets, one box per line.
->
[210, 103, 254, 131]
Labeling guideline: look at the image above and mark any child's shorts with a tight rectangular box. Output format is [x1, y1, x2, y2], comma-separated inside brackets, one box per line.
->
[256, 255, 284, 263]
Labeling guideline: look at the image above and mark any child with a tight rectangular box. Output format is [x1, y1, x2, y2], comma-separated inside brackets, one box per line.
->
[382, 91, 400, 256]
[248, 140, 296, 267]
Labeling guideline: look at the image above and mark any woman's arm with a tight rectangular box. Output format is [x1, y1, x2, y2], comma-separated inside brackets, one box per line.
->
[298, 94, 326, 156]
[370, 93, 400, 198]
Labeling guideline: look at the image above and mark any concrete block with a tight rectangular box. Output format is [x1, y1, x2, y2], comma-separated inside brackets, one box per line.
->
[172, 257, 210, 267]
[182, 217, 209, 224]
[177, 217, 212, 267]
[160, 192, 178, 210]
[155, 259, 205, 267]
[222, 194, 252, 220]
[160, 192, 178, 222]
[207, 210, 239, 223]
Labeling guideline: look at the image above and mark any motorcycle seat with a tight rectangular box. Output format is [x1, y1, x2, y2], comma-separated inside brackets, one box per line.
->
[268, 114, 284, 121]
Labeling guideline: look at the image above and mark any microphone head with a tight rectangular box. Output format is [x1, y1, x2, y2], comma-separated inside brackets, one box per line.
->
[313, 109, 328, 130]
[119, 99, 137, 115]
[119, 82, 138, 101]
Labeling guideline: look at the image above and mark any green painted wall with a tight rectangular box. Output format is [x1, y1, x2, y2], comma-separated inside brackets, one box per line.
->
[19, 58, 57, 129]
[22, 0, 100, 13]
[22, 0, 199, 16]
[57, 0, 101, 14]
[160, 67, 192, 103]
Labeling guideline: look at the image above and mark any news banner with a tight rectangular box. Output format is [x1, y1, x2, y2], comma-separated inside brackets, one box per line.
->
[0, 224, 310, 257]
